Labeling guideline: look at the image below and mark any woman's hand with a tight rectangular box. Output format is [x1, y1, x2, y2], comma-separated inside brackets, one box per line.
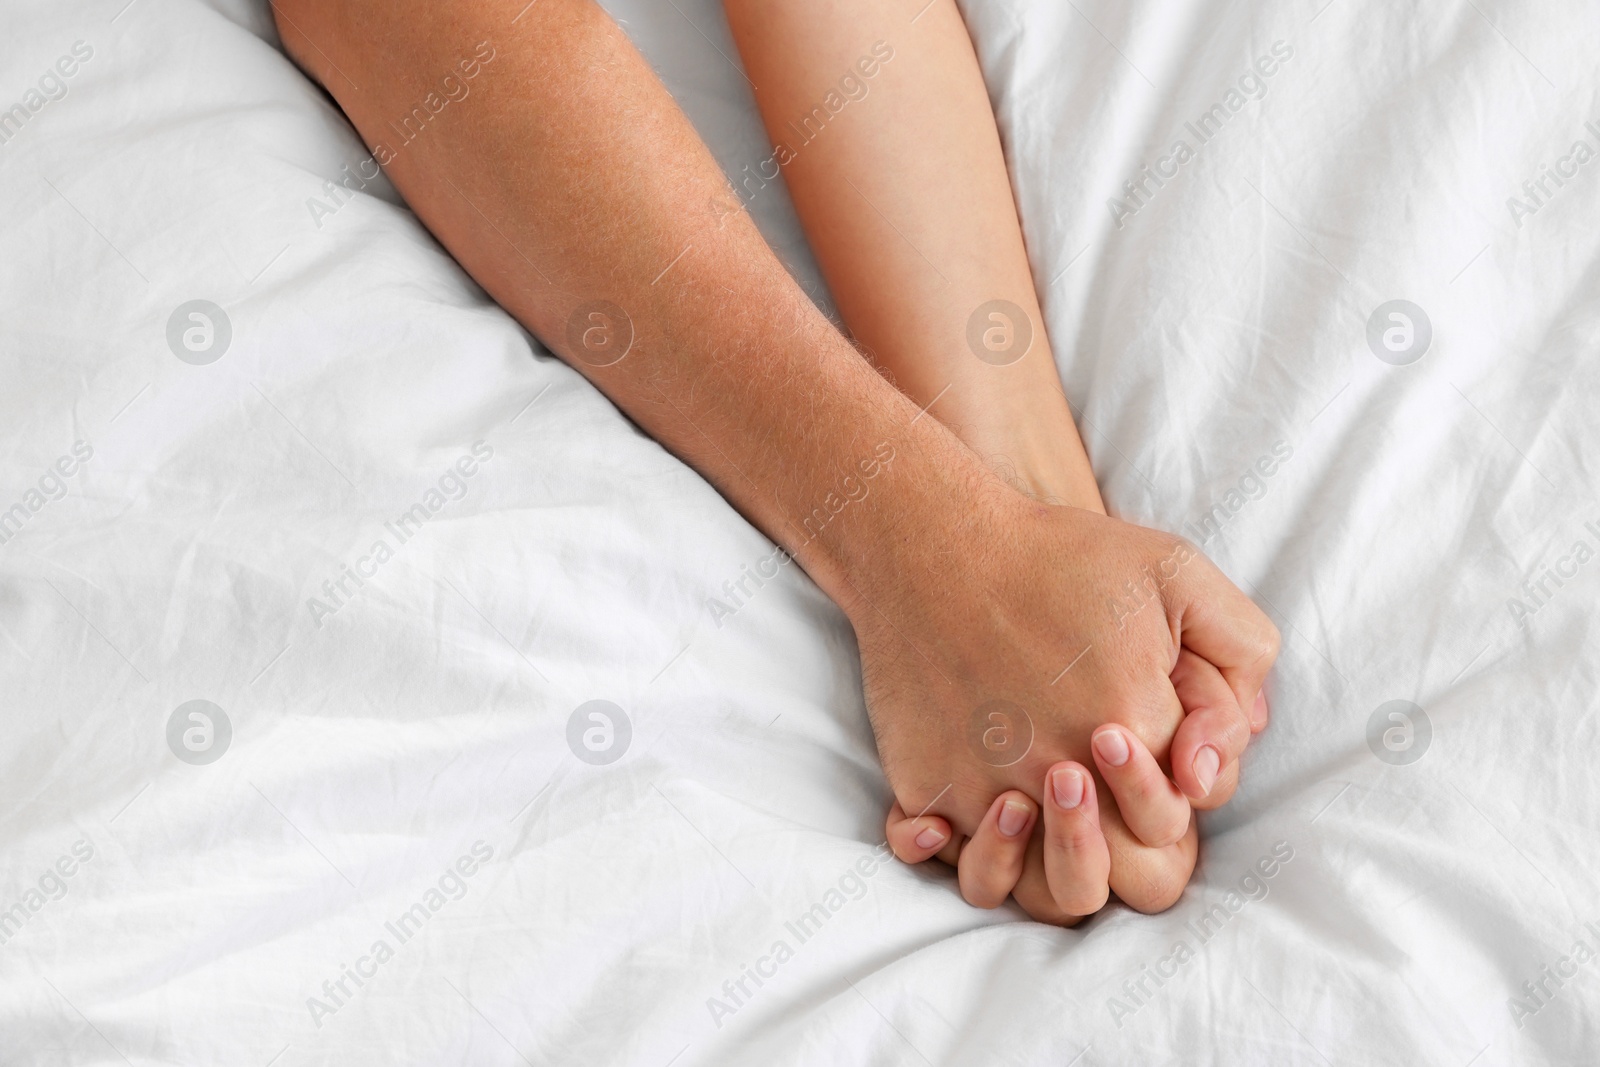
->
[884, 647, 1266, 921]
[848, 484, 1277, 923]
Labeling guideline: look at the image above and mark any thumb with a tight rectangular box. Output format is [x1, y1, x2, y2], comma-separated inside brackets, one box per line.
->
[1162, 540, 1280, 716]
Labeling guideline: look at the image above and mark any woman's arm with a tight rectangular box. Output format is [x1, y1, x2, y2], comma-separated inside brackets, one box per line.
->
[723, 0, 1273, 904]
[722, 0, 1102, 508]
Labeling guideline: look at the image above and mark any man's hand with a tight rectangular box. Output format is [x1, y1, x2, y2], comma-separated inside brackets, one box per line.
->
[848, 482, 1278, 921]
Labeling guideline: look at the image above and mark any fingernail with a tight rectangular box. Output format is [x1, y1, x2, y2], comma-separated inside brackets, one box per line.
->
[1251, 690, 1269, 729]
[1051, 767, 1084, 810]
[914, 826, 946, 850]
[1093, 728, 1130, 767]
[997, 799, 1031, 837]
[1193, 745, 1220, 796]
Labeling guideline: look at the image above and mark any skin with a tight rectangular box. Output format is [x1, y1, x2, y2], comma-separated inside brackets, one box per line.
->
[723, 0, 1268, 911]
[269, 0, 1279, 924]
[721, 0, 1100, 508]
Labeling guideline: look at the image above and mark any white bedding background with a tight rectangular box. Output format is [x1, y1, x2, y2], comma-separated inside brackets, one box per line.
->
[1, 0, 1597, 1063]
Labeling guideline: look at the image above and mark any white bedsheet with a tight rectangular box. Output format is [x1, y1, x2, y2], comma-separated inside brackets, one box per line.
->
[2, 0, 1597, 1063]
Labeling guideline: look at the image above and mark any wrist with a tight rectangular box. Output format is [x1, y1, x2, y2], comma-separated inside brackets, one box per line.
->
[789, 411, 1020, 623]
[944, 390, 1106, 513]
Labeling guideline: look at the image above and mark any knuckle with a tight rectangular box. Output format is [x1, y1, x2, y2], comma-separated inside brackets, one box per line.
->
[959, 887, 990, 910]
[960, 875, 1007, 910]
[1056, 881, 1110, 918]
[1225, 696, 1255, 734]
[1169, 534, 1201, 561]
[1143, 811, 1190, 849]
[1023, 896, 1079, 926]
[1118, 869, 1181, 913]
[1050, 812, 1096, 854]
[1250, 624, 1282, 668]
[1101, 692, 1150, 732]
[1113, 846, 1194, 914]
[1013, 874, 1070, 925]
[1198, 707, 1250, 756]
[1130, 869, 1187, 913]
[1155, 535, 1201, 584]
[1118, 759, 1166, 803]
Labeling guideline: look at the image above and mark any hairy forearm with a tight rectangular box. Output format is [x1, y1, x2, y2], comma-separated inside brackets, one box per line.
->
[270, 0, 1000, 609]
[722, 0, 1102, 510]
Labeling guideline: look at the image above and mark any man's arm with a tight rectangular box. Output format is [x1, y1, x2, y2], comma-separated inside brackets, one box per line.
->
[270, 0, 1279, 921]
[273, 0, 940, 608]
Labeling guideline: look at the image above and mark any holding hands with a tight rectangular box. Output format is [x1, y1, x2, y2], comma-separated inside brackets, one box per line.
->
[275, 0, 1281, 929]
[854, 485, 1277, 924]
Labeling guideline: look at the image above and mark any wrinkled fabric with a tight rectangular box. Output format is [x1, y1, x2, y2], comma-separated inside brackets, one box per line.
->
[0, 0, 1595, 1064]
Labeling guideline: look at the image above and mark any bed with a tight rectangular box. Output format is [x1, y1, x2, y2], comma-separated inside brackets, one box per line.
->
[2, 0, 1597, 1062]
